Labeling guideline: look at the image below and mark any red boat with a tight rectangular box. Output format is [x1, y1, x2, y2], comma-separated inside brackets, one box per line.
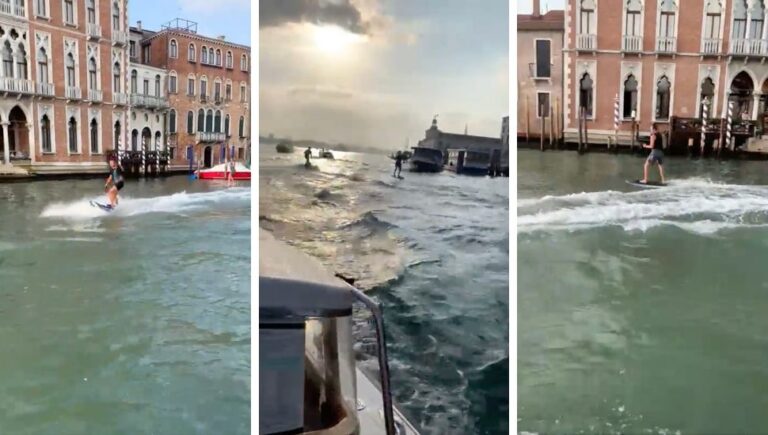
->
[196, 162, 251, 180]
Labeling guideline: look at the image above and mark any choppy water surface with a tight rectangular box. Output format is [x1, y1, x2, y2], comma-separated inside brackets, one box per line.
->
[0, 177, 250, 434]
[519, 150, 768, 434]
[260, 146, 509, 434]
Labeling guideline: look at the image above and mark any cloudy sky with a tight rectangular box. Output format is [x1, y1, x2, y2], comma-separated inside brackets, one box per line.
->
[260, 0, 508, 149]
[517, 0, 565, 14]
[130, 0, 250, 46]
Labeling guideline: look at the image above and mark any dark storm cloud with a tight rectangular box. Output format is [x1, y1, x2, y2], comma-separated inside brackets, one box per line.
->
[260, 0, 369, 34]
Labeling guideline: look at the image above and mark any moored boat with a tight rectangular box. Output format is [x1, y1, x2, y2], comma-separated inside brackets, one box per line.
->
[409, 147, 443, 172]
[197, 162, 251, 180]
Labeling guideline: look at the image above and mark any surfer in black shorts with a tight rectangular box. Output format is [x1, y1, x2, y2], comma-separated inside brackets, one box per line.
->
[105, 157, 124, 208]
[640, 123, 666, 185]
[393, 151, 403, 177]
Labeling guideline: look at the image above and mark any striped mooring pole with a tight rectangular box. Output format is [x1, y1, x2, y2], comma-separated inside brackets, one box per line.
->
[141, 141, 146, 176]
[613, 94, 620, 149]
[727, 100, 734, 150]
[701, 97, 709, 155]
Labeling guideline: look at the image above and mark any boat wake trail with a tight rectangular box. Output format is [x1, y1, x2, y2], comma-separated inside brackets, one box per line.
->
[518, 178, 768, 235]
[40, 188, 250, 220]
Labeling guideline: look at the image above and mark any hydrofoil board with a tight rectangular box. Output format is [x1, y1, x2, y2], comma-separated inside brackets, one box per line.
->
[626, 179, 667, 188]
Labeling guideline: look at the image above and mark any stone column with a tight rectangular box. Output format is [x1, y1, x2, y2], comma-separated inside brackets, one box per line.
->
[2, 122, 9, 164]
[753, 93, 761, 120]
[26, 121, 34, 163]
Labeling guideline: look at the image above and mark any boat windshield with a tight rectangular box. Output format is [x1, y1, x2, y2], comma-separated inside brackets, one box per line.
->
[304, 316, 359, 434]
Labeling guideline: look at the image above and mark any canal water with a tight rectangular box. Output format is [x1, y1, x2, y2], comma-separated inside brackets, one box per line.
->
[518, 150, 768, 434]
[260, 146, 509, 434]
[0, 177, 250, 434]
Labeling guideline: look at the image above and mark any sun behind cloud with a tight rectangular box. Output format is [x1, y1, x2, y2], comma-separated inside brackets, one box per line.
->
[312, 24, 366, 54]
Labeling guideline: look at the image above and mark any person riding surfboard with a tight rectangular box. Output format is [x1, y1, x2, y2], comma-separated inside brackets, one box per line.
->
[640, 123, 666, 185]
[104, 157, 124, 209]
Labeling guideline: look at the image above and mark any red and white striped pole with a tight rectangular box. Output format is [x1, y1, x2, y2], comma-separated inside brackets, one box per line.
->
[614, 94, 619, 149]
[727, 100, 734, 150]
[701, 97, 709, 155]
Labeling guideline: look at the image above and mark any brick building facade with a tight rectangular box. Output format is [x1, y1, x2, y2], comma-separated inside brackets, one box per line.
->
[0, 0, 129, 175]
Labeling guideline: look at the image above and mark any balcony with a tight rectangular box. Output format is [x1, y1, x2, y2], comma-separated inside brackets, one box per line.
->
[214, 94, 222, 105]
[88, 88, 103, 102]
[656, 36, 676, 54]
[130, 94, 169, 109]
[200, 94, 208, 103]
[36, 82, 54, 97]
[113, 92, 128, 105]
[65, 86, 82, 100]
[112, 31, 128, 46]
[0, 1, 25, 18]
[576, 34, 597, 51]
[701, 38, 722, 55]
[0, 78, 33, 95]
[197, 132, 226, 143]
[622, 35, 643, 53]
[87, 23, 102, 40]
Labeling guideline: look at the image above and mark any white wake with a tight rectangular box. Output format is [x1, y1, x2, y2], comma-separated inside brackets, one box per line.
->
[40, 188, 250, 220]
[518, 178, 768, 235]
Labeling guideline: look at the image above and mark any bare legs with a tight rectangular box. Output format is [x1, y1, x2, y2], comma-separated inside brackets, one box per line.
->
[107, 186, 118, 207]
[641, 160, 649, 183]
[658, 164, 665, 184]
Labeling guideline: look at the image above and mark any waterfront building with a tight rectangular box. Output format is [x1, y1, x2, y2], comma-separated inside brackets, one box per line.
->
[0, 0, 129, 176]
[417, 117, 503, 157]
[127, 24, 168, 155]
[518, 0, 564, 141]
[564, 0, 730, 147]
[136, 18, 251, 169]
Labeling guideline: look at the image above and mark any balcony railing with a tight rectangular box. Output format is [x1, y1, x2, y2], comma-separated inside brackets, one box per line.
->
[0, 1, 25, 18]
[200, 94, 208, 103]
[622, 35, 643, 53]
[702, 38, 722, 55]
[0, 78, 34, 94]
[65, 86, 82, 100]
[112, 31, 128, 46]
[576, 33, 597, 51]
[197, 132, 226, 143]
[656, 36, 676, 53]
[88, 88, 103, 102]
[130, 94, 169, 109]
[87, 23, 102, 40]
[36, 82, 54, 97]
[113, 92, 128, 105]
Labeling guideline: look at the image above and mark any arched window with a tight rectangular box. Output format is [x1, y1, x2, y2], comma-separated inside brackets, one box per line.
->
[36, 0, 47, 17]
[112, 1, 120, 30]
[200, 77, 207, 97]
[206, 109, 213, 132]
[169, 109, 176, 134]
[214, 110, 221, 133]
[226, 51, 233, 68]
[131, 129, 138, 151]
[87, 0, 96, 24]
[240, 83, 246, 102]
[188, 43, 196, 61]
[238, 115, 244, 137]
[579, 73, 593, 117]
[623, 74, 639, 118]
[155, 131, 162, 150]
[700, 77, 715, 117]
[187, 75, 195, 95]
[224, 114, 230, 136]
[225, 82, 232, 101]
[241, 54, 248, 71]
[201, 45, 208, 64]
[41, 114, 52, 153]
[37, 48, 48, 84]
[733, 0, 748, 40]
[197, 109, 204, 132]
[114, 120, 121, 150]
[130, 69, 137, 93]
[168, 71, 177, 94]
[113, 62, 121, 93]
[16, 44, 27, 80]
[88, 58, 97, 90]
[169, 39, 178, 58]
[656, 76, 671, 120]
[214, 79, 221, 101]
[208, 48, 214, 65]
[65, 53, 75, 87]
[2, 42, 13, 77]
[215, 49, 221, 66]
[154, 74, 161, 97]
[90, 118, 99, 154]
[187, 110, 194, 134]
[68, 117, 78, 153]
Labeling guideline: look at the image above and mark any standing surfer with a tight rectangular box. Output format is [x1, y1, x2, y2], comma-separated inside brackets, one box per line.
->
[227, 159, 236, 187]
[104, 157, 124, 208]
[393, 151, 403, 177]
[640, 123, 666, 185]
[304, 147, 312, 167]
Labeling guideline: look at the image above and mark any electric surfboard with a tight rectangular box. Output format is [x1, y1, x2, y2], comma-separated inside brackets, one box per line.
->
[90, 200, 114, 211]
[626, 179, 667, 188]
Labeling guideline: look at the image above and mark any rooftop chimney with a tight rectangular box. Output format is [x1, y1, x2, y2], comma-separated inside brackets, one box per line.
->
[137, 20, 142, 31]
[533, 0, 541, 17]
[218, 35, 226, 41]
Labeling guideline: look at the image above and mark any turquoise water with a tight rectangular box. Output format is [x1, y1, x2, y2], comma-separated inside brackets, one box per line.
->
[519, 150, 768, 434]
[0, 177, 250, 434]
[260, 146, 509, 434]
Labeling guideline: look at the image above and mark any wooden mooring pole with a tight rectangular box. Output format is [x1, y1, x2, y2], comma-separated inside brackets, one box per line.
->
[526, 95, 530, 146]
[540, 104, 545, 151]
